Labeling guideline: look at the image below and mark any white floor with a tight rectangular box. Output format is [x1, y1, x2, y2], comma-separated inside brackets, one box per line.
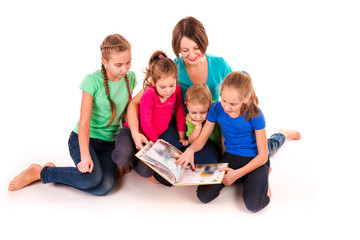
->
[1, 1, 359, 239]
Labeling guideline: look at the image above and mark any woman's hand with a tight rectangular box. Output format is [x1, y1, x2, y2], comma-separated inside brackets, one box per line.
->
[132, 132, 149, 150]
[221, 167, 241, 186]
[174, 148, 195, 170]
[77, 156, 94, 173]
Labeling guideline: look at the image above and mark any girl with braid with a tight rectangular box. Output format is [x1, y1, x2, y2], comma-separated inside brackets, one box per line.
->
[8, 34, 137, 196]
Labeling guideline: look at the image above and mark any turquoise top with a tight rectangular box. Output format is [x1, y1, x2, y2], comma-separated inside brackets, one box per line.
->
[174, 53, 233, 104]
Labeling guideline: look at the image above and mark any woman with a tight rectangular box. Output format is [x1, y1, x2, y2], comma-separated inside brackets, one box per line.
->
[122, 17, 300, 185]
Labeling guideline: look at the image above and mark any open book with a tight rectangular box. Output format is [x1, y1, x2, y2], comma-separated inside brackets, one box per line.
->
[135, 139, 228, 186]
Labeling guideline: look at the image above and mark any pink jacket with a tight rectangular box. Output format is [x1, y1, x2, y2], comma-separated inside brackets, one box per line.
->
[139, 85, 186, 142]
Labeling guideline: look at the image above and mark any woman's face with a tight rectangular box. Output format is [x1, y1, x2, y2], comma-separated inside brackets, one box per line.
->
[102, 49, 132, 81]
[179, 37, 203, 65]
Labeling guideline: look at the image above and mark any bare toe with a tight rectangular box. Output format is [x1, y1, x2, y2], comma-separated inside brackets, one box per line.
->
[44, 162, 55, 167]
[116, 165, 132, 178]
[8, 164, 42, 191]
[279, 129, 301, 141]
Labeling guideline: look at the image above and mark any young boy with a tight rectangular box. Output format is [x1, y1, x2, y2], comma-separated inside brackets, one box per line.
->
[185, 84, 223, 152]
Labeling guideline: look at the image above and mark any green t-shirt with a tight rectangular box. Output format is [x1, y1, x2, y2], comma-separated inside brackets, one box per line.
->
[185, 113, 222, 149]
[73, 70, 137, 142]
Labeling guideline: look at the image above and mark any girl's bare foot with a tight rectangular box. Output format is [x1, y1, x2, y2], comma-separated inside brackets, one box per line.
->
[44, 162, 55, 167]
[8, 163, 43, 191]
[279, 129, 301, 141]
[116, 165, 131, 178]
[147, 176, 160, 184]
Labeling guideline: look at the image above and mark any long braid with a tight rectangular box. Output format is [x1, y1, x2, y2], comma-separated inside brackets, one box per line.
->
[100, 34, 131, 127]
[101, 63, 117, 127]
[120, 74, 132, 124]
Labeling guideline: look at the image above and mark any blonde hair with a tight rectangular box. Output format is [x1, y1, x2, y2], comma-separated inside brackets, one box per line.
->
[185, 84, 212, 108]
[143, 50, 177, 89]
[221, 71, 259, 121]
[100, 34, 132, 127]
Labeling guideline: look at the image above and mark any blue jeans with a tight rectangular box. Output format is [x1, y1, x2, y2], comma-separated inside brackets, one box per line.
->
[40, 132, 117, 196]
[196, 133, 286, 212]
[112, 126, 157, 178]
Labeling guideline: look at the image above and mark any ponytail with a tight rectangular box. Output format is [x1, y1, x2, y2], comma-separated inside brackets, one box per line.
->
[143, 50, 177, 90]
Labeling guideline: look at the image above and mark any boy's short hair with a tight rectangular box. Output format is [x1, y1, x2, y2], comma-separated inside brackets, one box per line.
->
[185, 84, 212, 108]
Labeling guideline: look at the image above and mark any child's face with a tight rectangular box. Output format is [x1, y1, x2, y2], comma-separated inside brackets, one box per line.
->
[102, 49, 132, 80]
[186, 102, 209, 123]
[221, 87, 246, 118]
[154, 76, 177, 99]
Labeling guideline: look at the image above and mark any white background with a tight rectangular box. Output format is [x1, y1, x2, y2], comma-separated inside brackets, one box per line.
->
[1, 0, 359, 239]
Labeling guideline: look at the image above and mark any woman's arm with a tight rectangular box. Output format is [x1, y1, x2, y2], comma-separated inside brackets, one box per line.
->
[174, 85, 187, 143]
[222, 128, 269, 185]
[127, 89, 149, 149]
[77, 91, 94, 173]
[175, 120, 215, 170]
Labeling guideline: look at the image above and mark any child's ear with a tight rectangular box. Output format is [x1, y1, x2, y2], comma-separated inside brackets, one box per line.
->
[101, 57, 107, 66]
[243, 95, 252, 104]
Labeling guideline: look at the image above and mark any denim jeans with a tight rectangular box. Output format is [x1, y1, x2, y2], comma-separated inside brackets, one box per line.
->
[196, 133, 286, 212]
[197, 153, 271, 213]
[40, 132, 117, 196]
[112, 126, 155, 178]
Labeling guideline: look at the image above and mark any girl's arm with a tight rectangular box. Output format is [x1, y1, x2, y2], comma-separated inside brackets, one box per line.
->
[175, 120, 215, 170]
[222, 128, 269, 185]
[77, 91, 94, 173]
[139, 92, 158, 143]
[127, 89, 149, 149]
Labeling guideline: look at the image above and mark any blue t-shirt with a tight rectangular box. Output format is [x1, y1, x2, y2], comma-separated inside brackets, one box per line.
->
[174, 54, 232, 104]
[207, 101, 266, 157]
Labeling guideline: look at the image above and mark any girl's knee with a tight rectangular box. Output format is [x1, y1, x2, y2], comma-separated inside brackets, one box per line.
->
[134, 162, 154, 178]
[80, 170, 103, 189]
[196, 186, 221, 204]
[112, 146, 134, 166]
[244, 196, 270, 213]
[90, 178, 115, 196]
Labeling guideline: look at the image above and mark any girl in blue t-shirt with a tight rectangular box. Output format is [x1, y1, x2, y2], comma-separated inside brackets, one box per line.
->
[175, 71, 299, 212]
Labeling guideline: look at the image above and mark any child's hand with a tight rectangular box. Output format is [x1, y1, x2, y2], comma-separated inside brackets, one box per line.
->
[179, 139, 189, 146]
[221, 167, 239, 186]
[131, 132, 149, 150]
[77, 157, 94, 173]
[174, 148, 195, 170]
[187, 115, 203, 127]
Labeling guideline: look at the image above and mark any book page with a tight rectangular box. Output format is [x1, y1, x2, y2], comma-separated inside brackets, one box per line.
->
[144, 139, 182, 180]
[175, 163, 228, 186]
[135, 141, 176, 184]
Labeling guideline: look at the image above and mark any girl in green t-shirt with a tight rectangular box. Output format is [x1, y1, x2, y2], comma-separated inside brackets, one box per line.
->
[8, 34, 137, 196]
